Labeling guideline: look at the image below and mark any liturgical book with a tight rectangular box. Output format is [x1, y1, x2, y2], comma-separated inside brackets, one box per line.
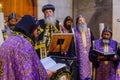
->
[93, 49, 115, 57]
[40, 57, 66, 71]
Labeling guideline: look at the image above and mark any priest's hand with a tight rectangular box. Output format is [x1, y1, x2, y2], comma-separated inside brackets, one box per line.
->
[110, 55, 118, 61]
[47, 70, 56, 78]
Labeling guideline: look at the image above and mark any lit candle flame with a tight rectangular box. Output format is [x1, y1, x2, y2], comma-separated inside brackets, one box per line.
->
[0, 4, 3, 12]
[0, 4, 2, 8]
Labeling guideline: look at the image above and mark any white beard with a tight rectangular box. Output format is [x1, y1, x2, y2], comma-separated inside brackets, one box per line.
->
[77, 23, 87, 32]
[102, 39, 110, 44]
[44, 15, 56, 26]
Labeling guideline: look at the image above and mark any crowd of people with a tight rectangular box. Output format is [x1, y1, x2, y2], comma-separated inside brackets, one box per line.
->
[0, 3, 120, 80]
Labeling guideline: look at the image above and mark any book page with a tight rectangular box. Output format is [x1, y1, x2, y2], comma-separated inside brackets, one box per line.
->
[40, 57, 56, 70]
[48, 63, 66, 71]
[104, 52, 115, 56]
[40, 57, 66, 71]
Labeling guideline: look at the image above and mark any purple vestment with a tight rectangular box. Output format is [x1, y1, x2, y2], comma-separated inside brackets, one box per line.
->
[94, 39, 117, 80]
[74, 27, 92, 80]
[0, 36, 48, 80]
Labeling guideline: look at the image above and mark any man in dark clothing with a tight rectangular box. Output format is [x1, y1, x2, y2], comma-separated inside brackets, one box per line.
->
[3, 13, 17, 39]
[35, 4, 62, 59]
[62, 16, 76, 57]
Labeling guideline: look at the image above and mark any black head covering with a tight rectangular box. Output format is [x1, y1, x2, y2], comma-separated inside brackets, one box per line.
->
[102, 26, 112, 38]
[13, 15, 39, 41]
[63, 16, 72, 27]
[8, 13, 17, 21]
[76, 15, 83, 25]
[42, 4, 55, 12]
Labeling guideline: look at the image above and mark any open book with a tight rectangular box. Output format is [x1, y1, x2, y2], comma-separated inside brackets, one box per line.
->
[40, 57, 66, 71]
[93, 49, 115, 56]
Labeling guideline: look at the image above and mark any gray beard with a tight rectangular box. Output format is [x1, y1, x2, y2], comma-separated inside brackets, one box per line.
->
[44, 15, 56, 26]
[102, 39, 110, 44]
[77, 23, 87, 32]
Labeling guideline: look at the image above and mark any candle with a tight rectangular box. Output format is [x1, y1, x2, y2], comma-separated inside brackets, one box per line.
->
[0, 4, 3, 12]
[0, 28, 4, 46]
[99, 23, 104, 38]
[0, 4, 5, 31]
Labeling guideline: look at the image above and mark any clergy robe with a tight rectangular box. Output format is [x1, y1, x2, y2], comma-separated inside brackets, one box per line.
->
[74, 27, 93, 80]
[0, 36, 48, 80]
[89, 39, 118, 80]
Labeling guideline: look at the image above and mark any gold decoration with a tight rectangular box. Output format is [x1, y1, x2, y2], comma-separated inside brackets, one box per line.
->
[104, 44, 108, 64]
[104, 61, 108, 65]
[36, 24, 62, 59]
[81, 31, 87, 47]
[51, 69, 71, 80]
[0, 62, 3, 77]
[3, 32, 9, 39]
[12, 31, 34, 46]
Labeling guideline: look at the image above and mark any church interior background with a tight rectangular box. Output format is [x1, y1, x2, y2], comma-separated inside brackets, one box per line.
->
[0, 0, 120, 42]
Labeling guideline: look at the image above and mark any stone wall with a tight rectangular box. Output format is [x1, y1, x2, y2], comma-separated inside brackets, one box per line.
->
[113, 0, 120, 42]
[37, 0, 49, 19]
[37, 0, 120, 41]
[73, 0, 112, 39]
[37, 0, 72, 24]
